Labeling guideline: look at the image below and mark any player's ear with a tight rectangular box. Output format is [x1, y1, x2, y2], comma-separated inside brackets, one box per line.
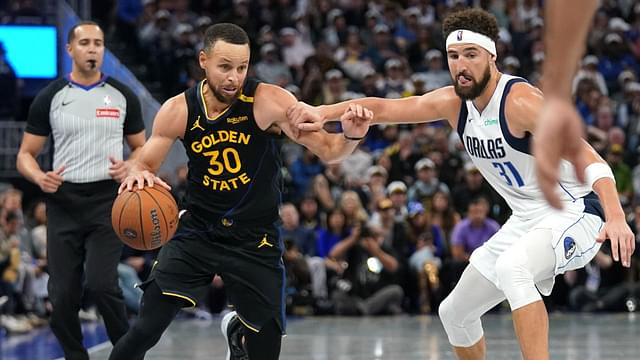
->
[198, 50, 207, 70]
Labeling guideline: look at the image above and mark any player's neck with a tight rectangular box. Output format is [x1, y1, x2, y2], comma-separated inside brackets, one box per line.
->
[70, 69, 102, 86]
[202, 84, 232, 115]
[471, 72, 502, 113]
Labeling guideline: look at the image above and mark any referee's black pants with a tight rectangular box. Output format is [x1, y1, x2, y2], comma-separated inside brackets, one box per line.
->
[46, 180, 129, 360]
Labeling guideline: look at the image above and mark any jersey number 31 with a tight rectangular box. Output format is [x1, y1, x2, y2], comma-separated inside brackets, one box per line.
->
[492, 161, 524, 187]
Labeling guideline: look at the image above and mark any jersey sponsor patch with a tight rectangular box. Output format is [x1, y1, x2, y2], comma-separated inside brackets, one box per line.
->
[96, 108, 121, 118]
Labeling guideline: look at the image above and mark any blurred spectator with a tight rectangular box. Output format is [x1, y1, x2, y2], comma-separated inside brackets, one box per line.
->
[338, 190, 369, 227]
[418, 49, 451, 90]
[335, 30, 375, 81]
[289, 147, 325, 202]
[280, 27, 315, 78]
[573, 55, 609, 96]
[568, 244, 637, 312]
[340, 142, 373, 186]
[316, 207, 351, 259]
[407, 158, 450, 204]
[599, 32, 640, 93]
[279, 203, 317, 256]
[255, 43, 293, 86]
[452, 162, 507, 221]
[384, 130, 420, 184]
[450, 197, 500, 263]
[381, 58, 413, 98]
[299, 195, 323, 232]
[364, 23, 400, 71]
[429, 190, 461, 246]
[386, 181, 409, 222]
[329, 224, 403, 315]
[361, 165, 388, 214]
[607, 144, 633, 207]
[502, 56, 521, 76]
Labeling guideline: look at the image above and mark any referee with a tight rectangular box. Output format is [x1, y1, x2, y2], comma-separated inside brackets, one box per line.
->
[16, 21, 145, 360]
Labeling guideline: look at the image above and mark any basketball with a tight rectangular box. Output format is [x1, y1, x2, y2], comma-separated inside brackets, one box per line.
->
[111, 186, 179, 250]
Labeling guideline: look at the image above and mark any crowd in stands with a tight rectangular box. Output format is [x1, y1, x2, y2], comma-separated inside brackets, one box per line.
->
[2, 0, 640, 334]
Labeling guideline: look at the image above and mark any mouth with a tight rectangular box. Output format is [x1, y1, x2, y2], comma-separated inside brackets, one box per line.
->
[221, 86, 238, 96]
[457, 74, 473, 86]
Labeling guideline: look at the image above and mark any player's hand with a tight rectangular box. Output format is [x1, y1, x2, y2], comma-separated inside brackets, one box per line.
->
[36, 165, 65, 193]
[533, 97, 588, 209]
[596, 215, 635, 268]
[108, 156, 130, 183]
[341, 104, 373, 140]
[286, 101, 326, 133]
[118, 170, 171, 193]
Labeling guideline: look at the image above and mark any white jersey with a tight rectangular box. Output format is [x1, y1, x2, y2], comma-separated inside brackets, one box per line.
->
[456, 74, 593, 219]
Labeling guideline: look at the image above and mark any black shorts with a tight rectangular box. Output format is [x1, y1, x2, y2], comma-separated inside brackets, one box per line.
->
[141, 211, 286, 334]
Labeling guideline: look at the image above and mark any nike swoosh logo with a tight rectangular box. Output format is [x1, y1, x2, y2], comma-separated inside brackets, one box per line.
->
[62, 101, 74, 106]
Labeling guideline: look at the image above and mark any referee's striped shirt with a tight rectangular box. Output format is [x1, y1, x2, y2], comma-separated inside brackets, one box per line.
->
[25, 74, 144, 183]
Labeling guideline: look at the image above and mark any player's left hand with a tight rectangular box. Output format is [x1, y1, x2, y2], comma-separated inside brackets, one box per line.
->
[108, 156, 130, 183]
[596, 215, 635, 267]
[286, 101, 325, 133]
[533, 97, 588, 209]
[341, 104, 373, 140]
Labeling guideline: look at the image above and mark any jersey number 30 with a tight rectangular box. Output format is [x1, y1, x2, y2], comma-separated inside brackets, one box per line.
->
[203, 149, 242, 176]
[492, 161, 524, 187]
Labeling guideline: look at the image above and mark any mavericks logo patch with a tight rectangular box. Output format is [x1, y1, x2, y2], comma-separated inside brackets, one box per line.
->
[564, 237, 576, 259]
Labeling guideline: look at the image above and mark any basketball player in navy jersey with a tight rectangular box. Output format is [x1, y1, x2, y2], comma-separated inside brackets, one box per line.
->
[288, 9, 634, 360]
[109, 23, 371, 360]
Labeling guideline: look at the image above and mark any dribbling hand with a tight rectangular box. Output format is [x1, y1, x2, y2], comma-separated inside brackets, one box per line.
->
[36, 165, 65, 193]
[533, 98, 588, 209]
[118, 170, 171, 194]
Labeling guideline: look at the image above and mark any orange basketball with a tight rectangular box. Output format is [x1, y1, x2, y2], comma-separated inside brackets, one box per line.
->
[111, 186, 179, 250]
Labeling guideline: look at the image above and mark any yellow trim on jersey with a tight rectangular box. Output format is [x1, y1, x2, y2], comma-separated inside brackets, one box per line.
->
[237, 93, 254, 103]
[162, 291, 196, 307]
[200, 80, 231, 121]
[237, 315, 260, 333]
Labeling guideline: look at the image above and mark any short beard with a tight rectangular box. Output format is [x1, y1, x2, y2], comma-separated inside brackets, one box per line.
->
[210, 85, 238, 104]
[453, 65, 491, 100]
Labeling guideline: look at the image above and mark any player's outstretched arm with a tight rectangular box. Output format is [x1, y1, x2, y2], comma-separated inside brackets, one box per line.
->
[533, 0, 599, 209]
[254, 83, 371, 164]
[287, 86, 461, 131]
[119, 95, 187, 193]
[507, 83, 634, 267]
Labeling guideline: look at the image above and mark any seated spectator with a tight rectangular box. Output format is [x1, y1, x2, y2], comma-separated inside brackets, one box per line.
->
[429, 191, 461, 249]
[279, 203, 317, 257]
[568, 244, 638, 312]
[450, 196, 500, 263]
[255, 43, 293, 86]
[329, 224, 403, 315]
[441, 196, 500, 296]
[408, 157, 450, 205]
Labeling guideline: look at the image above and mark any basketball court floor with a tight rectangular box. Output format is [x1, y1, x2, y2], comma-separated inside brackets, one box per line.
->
[5, 312, 635, 359]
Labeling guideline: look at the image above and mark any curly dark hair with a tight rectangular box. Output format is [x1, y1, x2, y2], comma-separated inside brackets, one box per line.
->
[442, 8, 499, 43]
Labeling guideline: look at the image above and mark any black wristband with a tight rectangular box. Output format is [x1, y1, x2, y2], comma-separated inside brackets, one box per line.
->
[343, 133, 366, 141]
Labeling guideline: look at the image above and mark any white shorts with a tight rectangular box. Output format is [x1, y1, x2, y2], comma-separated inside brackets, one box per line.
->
[469, 205, 604, 296]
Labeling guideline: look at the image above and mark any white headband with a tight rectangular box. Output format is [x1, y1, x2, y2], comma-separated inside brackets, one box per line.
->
[446, 29, 496, 56]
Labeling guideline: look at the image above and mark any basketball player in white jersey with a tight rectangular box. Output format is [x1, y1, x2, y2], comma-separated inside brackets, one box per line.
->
[287, 8, 634, 360]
